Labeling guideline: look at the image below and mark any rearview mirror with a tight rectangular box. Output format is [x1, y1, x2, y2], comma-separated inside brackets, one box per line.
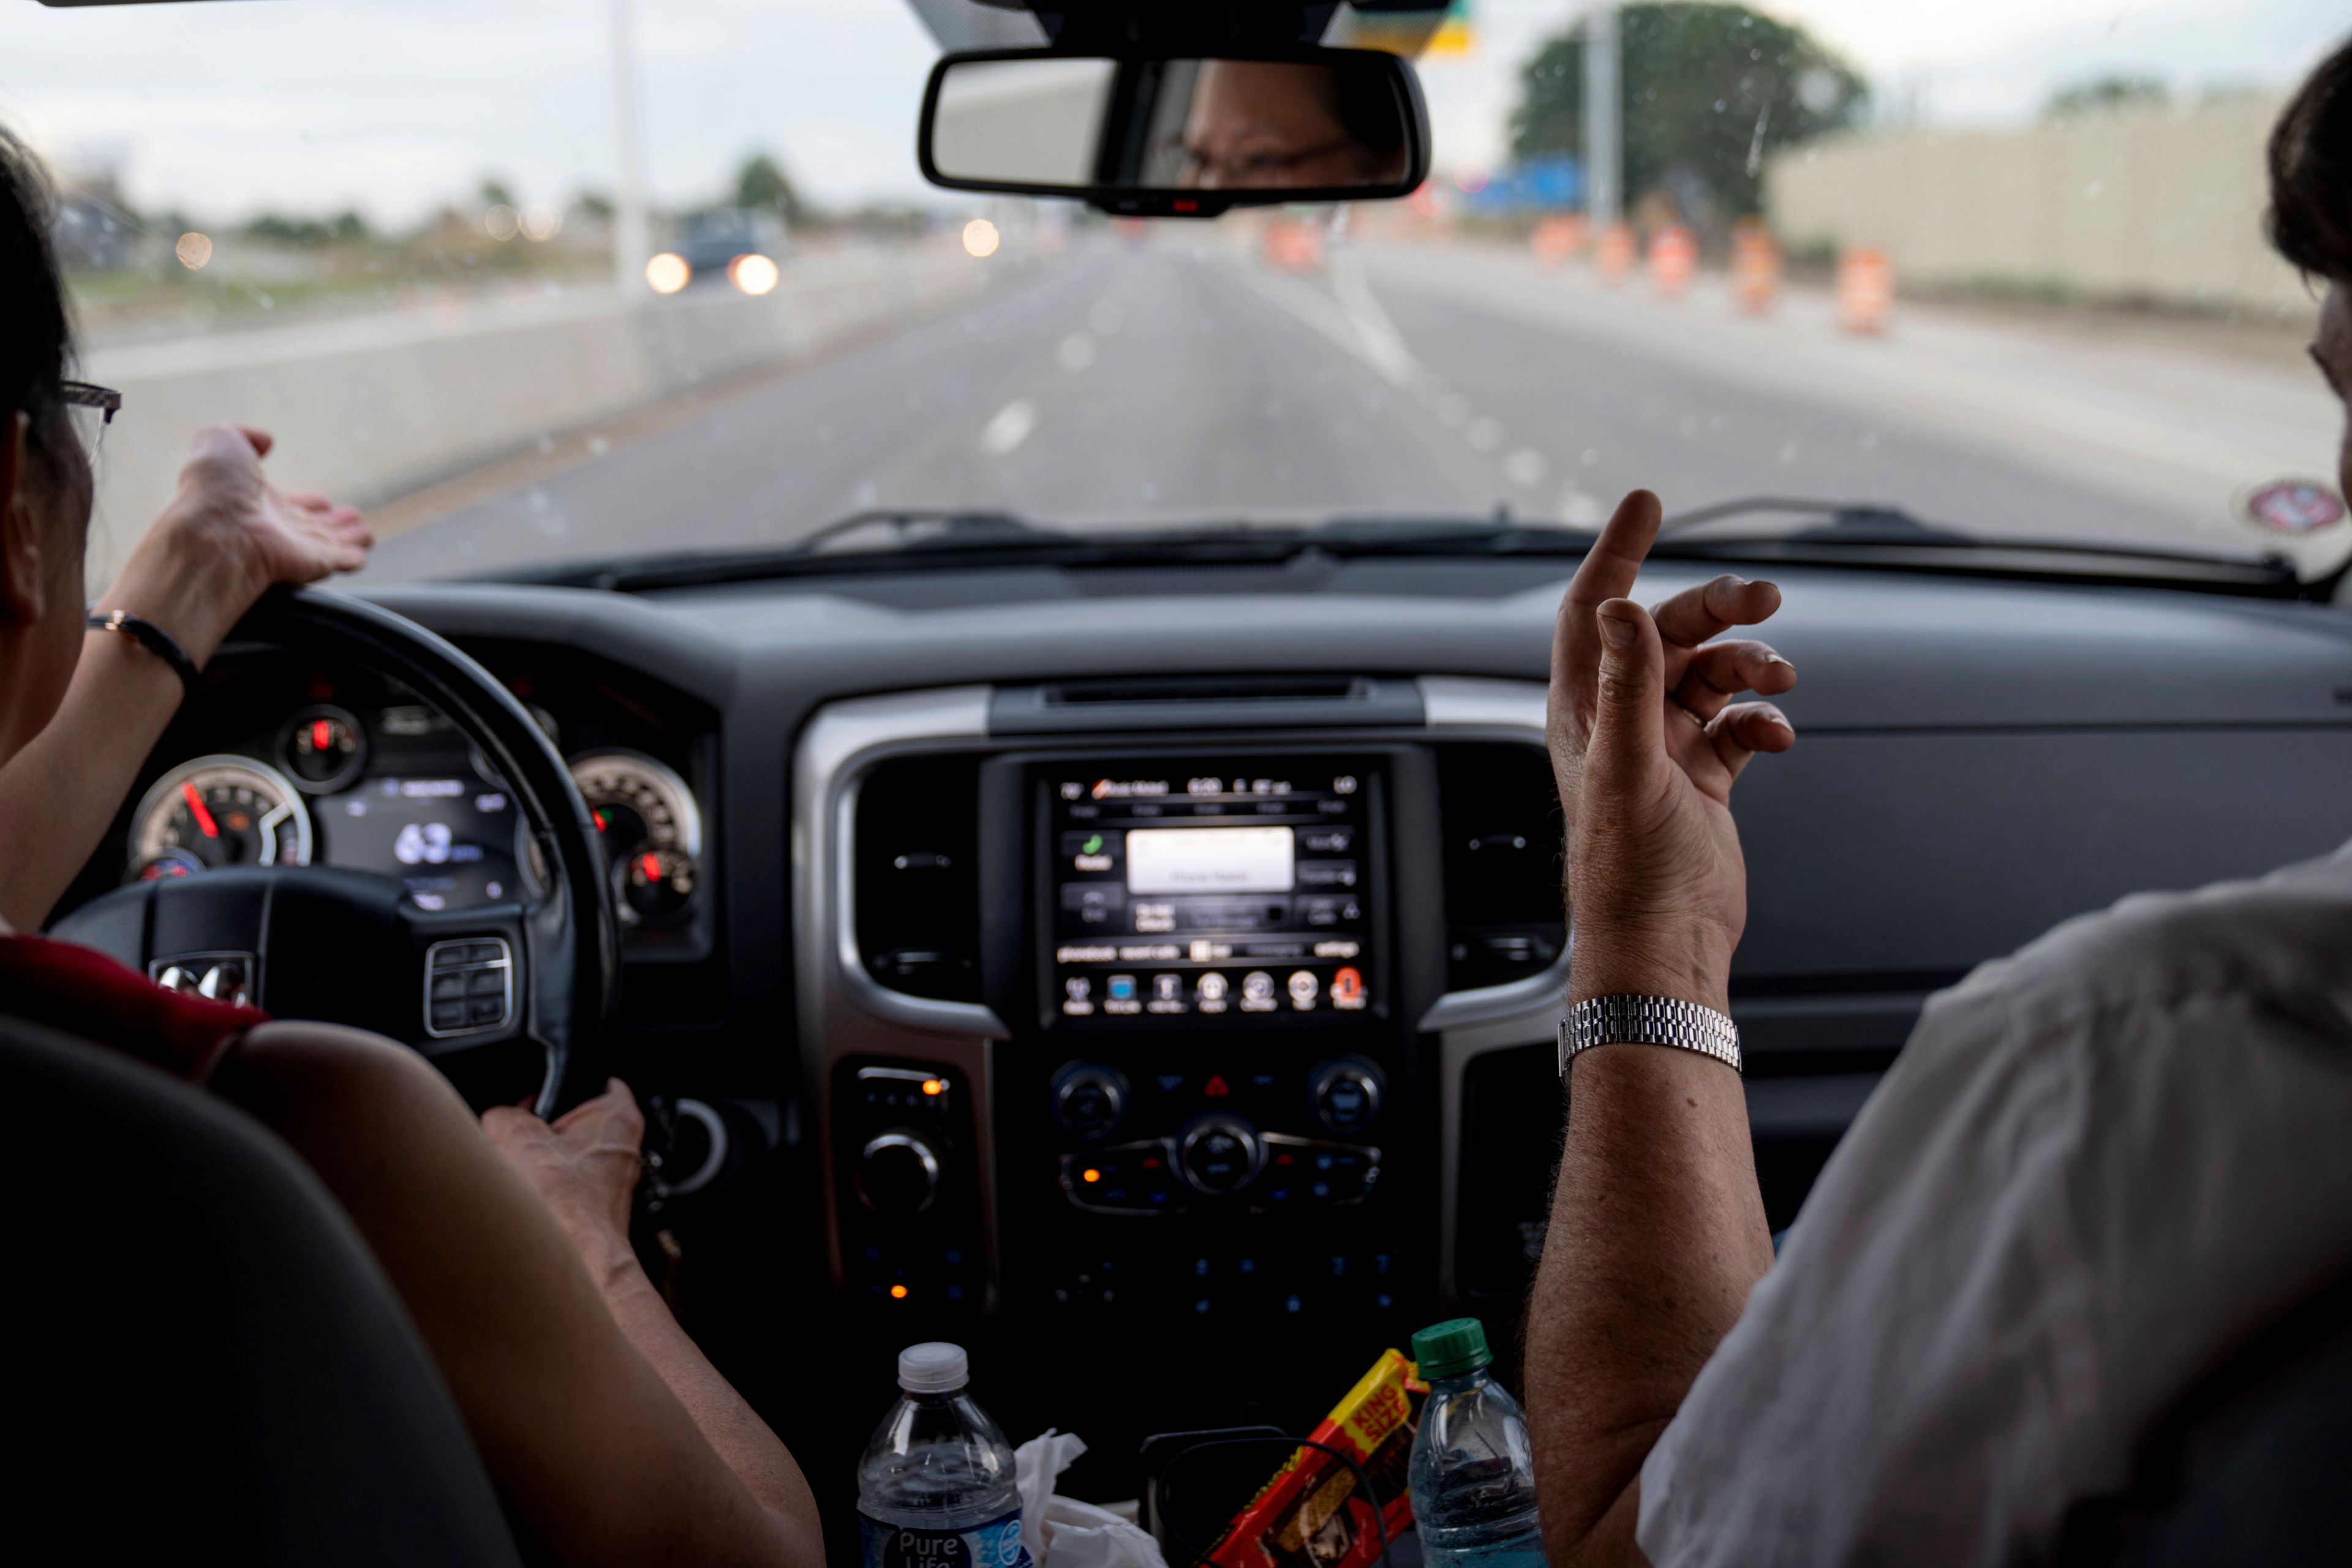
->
[918, 47, 1428, 217]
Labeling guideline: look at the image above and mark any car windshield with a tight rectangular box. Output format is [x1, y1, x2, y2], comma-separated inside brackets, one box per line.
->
[6, 0, 2344, 586]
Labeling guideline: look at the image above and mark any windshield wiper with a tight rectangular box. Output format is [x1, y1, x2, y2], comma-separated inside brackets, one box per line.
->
[489, 498, 2305, 599]
[1660, 496, 1973, 543]
[502, 509, 1063, 590]
[791, 508, 1053, 554]
[1654, 496, 2304, 595]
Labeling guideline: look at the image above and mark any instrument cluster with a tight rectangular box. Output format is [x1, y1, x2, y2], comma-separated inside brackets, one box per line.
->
[123, 682, 709, 941]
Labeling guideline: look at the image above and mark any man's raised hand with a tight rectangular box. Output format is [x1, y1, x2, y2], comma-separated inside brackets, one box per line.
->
[1547, 490, 1796, 1011]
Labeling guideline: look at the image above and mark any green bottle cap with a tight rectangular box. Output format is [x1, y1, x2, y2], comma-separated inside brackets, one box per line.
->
[1411, 1317, 1492, 1381]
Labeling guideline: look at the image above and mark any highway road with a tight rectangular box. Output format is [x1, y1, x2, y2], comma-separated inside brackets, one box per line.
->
[364, 233, 2342, 582]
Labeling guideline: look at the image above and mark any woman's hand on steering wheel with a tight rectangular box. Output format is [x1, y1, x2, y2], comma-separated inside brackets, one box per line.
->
[483, 1079, 648, 1286]
[96, 423, 373, 669]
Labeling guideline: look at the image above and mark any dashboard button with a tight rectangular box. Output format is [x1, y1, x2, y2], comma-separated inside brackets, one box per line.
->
[1311, 1059, 1384, 1134]
[1063, 1140, 1180, 1212]
[1054, 1066, 1128, 1141]
[856, 1131, 943, 1217]
[1259, 1134, 1380, 1207]
[1178, 1115, 1262, 1196]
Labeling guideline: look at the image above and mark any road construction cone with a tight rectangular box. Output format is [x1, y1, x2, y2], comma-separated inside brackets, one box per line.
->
[1730, 221, 1781, 315]
[1531, 213, 1586, 265]
[1648, 224, 1696, 298]
[1596, 222, 1636, 285]
[1836, 246, 1894, 334]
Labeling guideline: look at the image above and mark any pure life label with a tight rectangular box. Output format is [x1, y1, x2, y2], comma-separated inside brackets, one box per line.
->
[858, 1509, 1032, 1568]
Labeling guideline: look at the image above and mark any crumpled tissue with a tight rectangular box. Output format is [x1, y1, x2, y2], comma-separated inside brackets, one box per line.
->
[1014, 1429, 1169, 1568]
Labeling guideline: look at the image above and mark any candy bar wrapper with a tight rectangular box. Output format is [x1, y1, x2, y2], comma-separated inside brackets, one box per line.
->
[1208, 1350, 1427, 1568]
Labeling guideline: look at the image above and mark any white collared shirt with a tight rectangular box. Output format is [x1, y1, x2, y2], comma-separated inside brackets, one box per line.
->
[1638, 842, 2352, 1564]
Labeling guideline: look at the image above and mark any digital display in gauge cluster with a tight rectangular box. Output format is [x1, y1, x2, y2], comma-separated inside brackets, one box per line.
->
[325, 775, 521, 910]
[1046, 759, 1376, 1025]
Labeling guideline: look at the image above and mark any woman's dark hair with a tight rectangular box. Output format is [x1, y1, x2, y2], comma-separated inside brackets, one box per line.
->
[2269, 34, 2352, 283]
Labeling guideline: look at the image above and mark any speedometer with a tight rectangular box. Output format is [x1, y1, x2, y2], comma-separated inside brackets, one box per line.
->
[568, 751, 703, 926]
[129, 756, 313, 880]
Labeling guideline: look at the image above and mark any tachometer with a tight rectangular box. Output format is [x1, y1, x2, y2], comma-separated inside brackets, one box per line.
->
[129, 756, 313, 878]
[568, 751, 703, 926]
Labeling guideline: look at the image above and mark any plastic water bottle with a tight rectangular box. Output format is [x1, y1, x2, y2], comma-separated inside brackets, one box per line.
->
[1408, 1318, 1548, 1568]
[858, 1342, 1034, 1568]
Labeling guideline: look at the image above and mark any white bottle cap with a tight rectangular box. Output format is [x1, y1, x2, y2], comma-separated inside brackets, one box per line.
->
[898, 1341, 970, 1394]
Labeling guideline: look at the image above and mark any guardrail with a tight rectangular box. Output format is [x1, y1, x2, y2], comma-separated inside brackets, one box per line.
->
[82, 244, 998, 585]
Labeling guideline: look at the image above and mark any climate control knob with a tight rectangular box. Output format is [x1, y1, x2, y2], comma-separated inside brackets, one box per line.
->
[855, 1131, 942, 1217]
[1053, 1066, 1128, 1142]
[1178, 1115, 1262, 1196]
[1311, 1059, 1384, 1136]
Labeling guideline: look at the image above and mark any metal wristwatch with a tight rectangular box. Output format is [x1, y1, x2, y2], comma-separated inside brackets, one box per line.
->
[1559, 995, 1743, 1078]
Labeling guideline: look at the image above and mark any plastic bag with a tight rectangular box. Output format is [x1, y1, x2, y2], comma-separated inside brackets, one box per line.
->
[1014, 1430, 1169, 1568]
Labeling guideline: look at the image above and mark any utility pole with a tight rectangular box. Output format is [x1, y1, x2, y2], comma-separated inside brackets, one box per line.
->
[1583, 1, 1621, 228]
[609, 0, 650, 297]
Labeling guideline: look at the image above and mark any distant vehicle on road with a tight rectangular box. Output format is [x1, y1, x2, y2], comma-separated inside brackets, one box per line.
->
[677, 207, 788, 290]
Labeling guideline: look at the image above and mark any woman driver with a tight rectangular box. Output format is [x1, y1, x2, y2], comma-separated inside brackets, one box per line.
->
[0, 132, 823, 1567]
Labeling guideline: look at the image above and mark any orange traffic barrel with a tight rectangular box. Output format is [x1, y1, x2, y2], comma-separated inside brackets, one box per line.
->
[1596, 221, 1636, 284]
[1836, 246, 1894, 334]
[1531, 213, 1586, 265]
[1262, 218, 1324, 273]
[1730, 222, 1781, 315]
[1648, 224, 1696, 298]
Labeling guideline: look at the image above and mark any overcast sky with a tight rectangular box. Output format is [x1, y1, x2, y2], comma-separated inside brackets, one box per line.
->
[0, 0, 2342, 225]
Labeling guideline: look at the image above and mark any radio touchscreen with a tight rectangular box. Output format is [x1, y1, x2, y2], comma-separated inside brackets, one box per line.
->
[1047, 760, 1376, 1024]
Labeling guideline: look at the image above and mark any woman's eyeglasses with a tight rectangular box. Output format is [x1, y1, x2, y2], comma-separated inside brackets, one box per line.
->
[60, 381, 123, 426]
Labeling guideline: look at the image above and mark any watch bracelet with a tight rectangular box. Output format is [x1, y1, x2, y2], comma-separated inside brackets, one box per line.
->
[1558, 993, 1743, 1076]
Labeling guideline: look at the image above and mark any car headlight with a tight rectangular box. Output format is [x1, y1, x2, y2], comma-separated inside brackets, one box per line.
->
[728, 253, 779, 296]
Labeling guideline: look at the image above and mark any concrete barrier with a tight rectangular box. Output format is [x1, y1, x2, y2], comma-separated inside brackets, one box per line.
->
[81, 243, 997, 584]
[1764, 94, 2310, 315]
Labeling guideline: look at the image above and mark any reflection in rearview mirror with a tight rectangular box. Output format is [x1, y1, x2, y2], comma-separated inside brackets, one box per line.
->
[922, 50, 1425, 214]
[931, 58, 1121, 187]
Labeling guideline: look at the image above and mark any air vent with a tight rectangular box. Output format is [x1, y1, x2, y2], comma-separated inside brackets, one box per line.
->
[1044, 674, 1368, 705]
[1437, 743, 1566, 990]
[990, 676, 1423, 734]
[853, 756, 982, 1003]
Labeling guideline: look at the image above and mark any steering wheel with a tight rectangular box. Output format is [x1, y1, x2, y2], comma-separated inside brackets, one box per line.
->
[51, 587, 619, 1118]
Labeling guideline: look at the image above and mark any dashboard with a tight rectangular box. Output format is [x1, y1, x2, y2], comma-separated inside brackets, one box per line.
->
[51, 554, 2352, 1509]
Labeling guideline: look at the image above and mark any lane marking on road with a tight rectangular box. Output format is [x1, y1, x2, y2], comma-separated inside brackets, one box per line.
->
[1327, 252, 1419, 388]
[979, 398, 1038, 456]
[1223, 255, 1396, 385]
[1218, 246, 1559, 507]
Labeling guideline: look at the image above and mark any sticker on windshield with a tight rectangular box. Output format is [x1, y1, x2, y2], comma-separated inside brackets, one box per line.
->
[2234, 479, 2348, 535]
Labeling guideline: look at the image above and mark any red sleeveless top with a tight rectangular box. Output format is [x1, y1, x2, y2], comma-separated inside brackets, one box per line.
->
[0, 934, 267, 1082]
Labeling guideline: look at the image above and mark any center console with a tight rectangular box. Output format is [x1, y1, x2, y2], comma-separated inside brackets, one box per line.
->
[990, 749, 1428, 1322]
[798, 680, 1566, 1375]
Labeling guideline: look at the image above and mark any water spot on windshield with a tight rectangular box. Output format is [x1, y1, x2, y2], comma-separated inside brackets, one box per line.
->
[979, 399, 1038, 456]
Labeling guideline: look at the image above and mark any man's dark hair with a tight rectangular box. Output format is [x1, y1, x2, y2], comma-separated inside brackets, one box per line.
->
[2269, 34, 2352, 282]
